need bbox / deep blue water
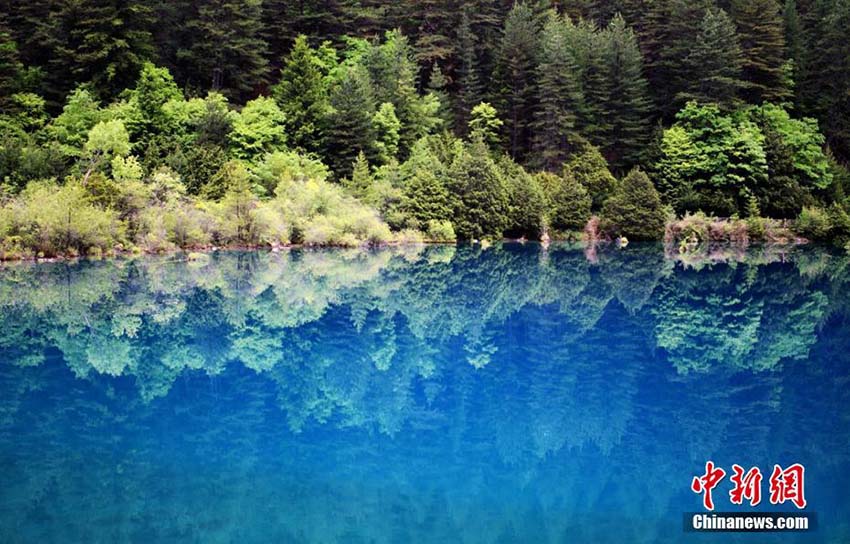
[1,243,849,543]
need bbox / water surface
[1,244,848,543]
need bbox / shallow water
[0,243,848,543]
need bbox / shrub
[426,219,456,242]
[601,168,667,240]
[794,206,832,241]
[0,180,124,257]
[538,171,591,233]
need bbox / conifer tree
[325,65,376,177]
[272,35,330,154]
[45,0,156,101]
[533,14,584,171]
[183,0,269,101]
[601,167,666,240]
[493,2,541,160]
[455,8,483,133]
[679,8,744,110]
[731,0,790,104]
[598,15,652,173]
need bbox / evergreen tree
[0,23,24,110]
[46,0,156,101]
[455,7,483,133]
[409,0,456,66]
[598,15,652,173]
[601,167,666,240]
[783,0,804,106]
[325,65,376,177]
[642,0,713,120]
[493,2,541,160]
[182,0,269,101]
[426,64,453,126]
[362,30,430,156]
[679,8,744,110]
[447,139,511,240]
[731,0,791,104]
[533,13,584,172]
[272,35,330,154]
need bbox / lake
[0,244,848,543]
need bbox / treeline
[1,0,850,256]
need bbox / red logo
[691,462,807,510]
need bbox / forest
[1,0,850,257]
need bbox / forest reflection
[1,244,849,543]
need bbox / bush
[426,219,456,242]
[0,180,124,257]
[601,168,667,240]
[794,206,832,241]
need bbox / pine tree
[455,7,483,133]
[0,23,24,110]
[493,2,542,160]
[679,8,744,110]
[598,15,652,173]
[325,65,376,178]
[601,167,666,240]
[182,0,269,101]
[731,0,791,104]
[426,64,453,126]
[409,0,456,66]
[46,0,156,101]
[272,35,330,154]
[784,0,804,107]
[362,30,426,156]
[645,0,713,119]
[533,13,584,171]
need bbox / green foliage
[794,206,831,241]
[679,8,744,110]
[750,104,832,217]
[564,142,617,211]
[181,0,269,101]
[272,35,331,154]
[533,13,583,171]
[500,155,547,238]
[601,167,667,240]
[372,102,401,164]
[85,120,132,161]
[468,102,503,148]
[447,139,510,240]
[597,15,652,173]
[538,170,591,233]
[229,97,287,162]
[135,63,183,140]
[731,0,791,104]
[0,180,124,257]
[656,102,768,216]
[426,219,456,242]
[46,88,105,159]
[493,2,541,160]
[325,64,376,177]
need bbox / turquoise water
[0,244,848,543]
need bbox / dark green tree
[533,13,584,172]
[731,0,791,104]
[182,0,269,101]
[493,2,541,160]
[448,139,510,240]
[679,8,744,111]
[601,167,667,240]
[272,35,331,154]
[454,7,483,133]
[325,65,376,177]
[598,15,652,173]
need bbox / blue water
[0,244,848,543]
